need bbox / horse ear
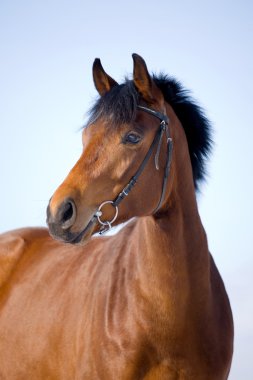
[92,58,118,96]
[132,53,157,103]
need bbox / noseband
[84,105,173,235]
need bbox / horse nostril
[59,199,77,230]
[63,202,73,222]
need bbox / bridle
[79,105,173,237]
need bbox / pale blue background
[0,1,252,378]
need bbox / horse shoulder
[0,228,49,288]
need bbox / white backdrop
[1,1,252,378]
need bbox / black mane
[88,74,212,191]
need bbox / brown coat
[0,54,233,379]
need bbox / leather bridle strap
[112,106,173,213]
[153,127,173,213]
[112,106,169,208]
[136,106,173,213]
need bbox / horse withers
[0,54,233,379]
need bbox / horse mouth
[48,217,97,245]
[68,222,96,245]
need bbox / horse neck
[134,108,211,310]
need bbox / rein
[81,105,173,236]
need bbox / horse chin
[66,222,97,245]
[70,227,94,246]
[48,221,96,246]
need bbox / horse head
[47,54,210,244]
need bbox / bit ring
[96,201,119,227]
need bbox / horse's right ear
[92,58,118,96]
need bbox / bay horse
[0,54,233,379]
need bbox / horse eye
[123,132,141,144]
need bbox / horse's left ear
[92,58,118,96]
[132,53,161,104]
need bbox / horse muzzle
[46,198,94,244]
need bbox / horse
[0,54,233,379]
